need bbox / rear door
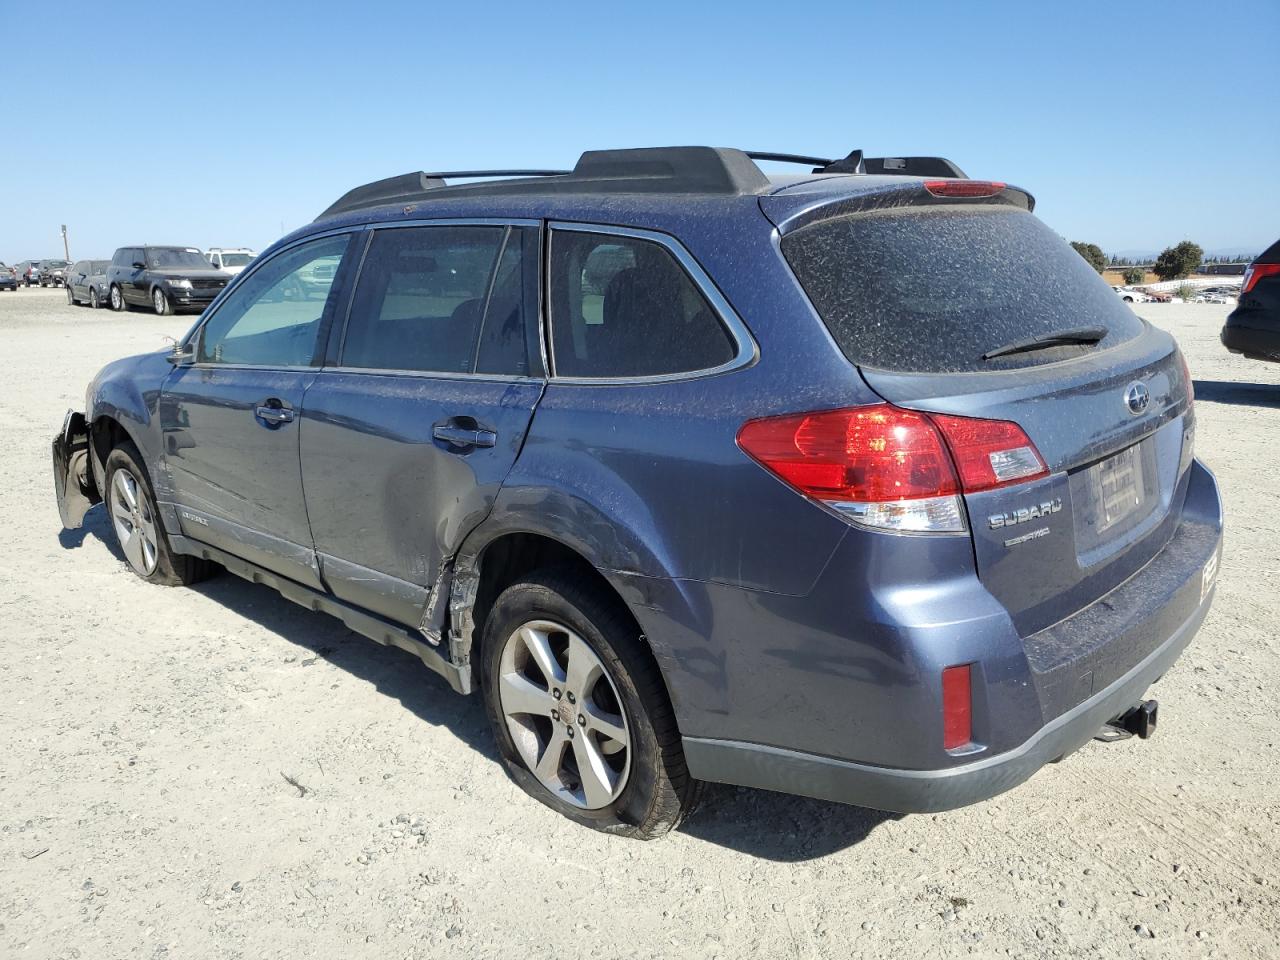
[160,233,356,588]
[776,201,1196,637]
[299,222,543,627]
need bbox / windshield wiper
[982,326,1107,360]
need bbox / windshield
[221,253,253,267]
[780,206,1145,373]
[43,260,69,268]
[92,260,110,273]
[148,248,209,270]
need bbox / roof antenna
[817,150,864,174]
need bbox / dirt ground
[1,287,1276,959]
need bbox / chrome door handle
[433,424,496,448]
[254,404,295,425]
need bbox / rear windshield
[781,206,1145,373]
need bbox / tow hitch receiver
[1095,699,1159,743]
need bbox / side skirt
[169,534,472,695]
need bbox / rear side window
[781,207,1146,373]
[341,225,527,375]
[549,230,735,378]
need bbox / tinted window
[148,248,207,270]
[341,226,510,374]
[780,206,1146,373]
[475,231,529,375]
[197,235,349,366]
[549,231,734,378]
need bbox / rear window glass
[781,206,1145,373]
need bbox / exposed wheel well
[89,416,130,487]
[466,533,672,707]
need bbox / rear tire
[104,441,217,586]
[479,570,699,839]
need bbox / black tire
[479,570,699,839]
[110,285,127,311]
[103,441,218,586]
[152,287,170,316]
[66,285,75,305]
[89,287,100,309]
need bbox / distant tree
[1070,241,1107,273]
[1153,241,1204,280]
[1122,266,1145,285]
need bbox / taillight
[923,180,1006,199]
[736,404,1048,534]
[942,664,973,750]
[1242,262,1280,294]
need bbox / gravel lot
[1,287,1277,959]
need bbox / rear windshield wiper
[982,326,1107,360]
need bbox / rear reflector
[1242,262,1280,294]
[736,404,1049,533]
[923,180,1006,199]
[942,664,973,750]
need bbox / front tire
[480,571,699,839]
[89,287,100,309]
[110,285,126,311]
[66,285,75,305]
[152,287,171,315]
[104,442,217,586]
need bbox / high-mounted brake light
[736,404,1049,534]
[923,179,1006,199]
[942,664,973,750]
[1242,262,1280,294]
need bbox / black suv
[107,246,231,315]
[1221,238,1280,362]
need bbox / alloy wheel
[110,286,122,311]
[497,619,631,810]
[109,468,159,576]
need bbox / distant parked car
[0,262,17,291]
[39,259,70,286]
[205,248,256,275]
[66,260,112,308]
[1222,239,1280,362]
[107,246,232,315]
[1112,286,1148,303]
[17,261,42,286]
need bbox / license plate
[1090,444,1147,534]
[1201,547,1220,603]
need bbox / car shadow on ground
[62,503,897,860]
[1193,379,1280,408]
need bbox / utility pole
[61,224,70,261]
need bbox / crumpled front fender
[52,410,100,529]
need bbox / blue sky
[2,0,1276,264]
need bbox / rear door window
[780,206,1145,373]
[341,225,525,375]
[548,230,735,378]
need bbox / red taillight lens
[1242,262,1280,294]
[942,664,973,750]
[736,405,958,503]
[923,179,1006,199]
[929,414,1048,492]
[737,404,1049,533]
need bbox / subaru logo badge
[1124,381,1150,416]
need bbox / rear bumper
[684,580,1212,812]
[1221,322,1280,361]
[681,458,1222,813]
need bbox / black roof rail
[316,147,772,220]
[315,147,969,220]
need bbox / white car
[205,248,256,275]
[1112,286,1148,303]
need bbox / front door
[300,223,543,626]
[159,233,355,588]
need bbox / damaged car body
[54,147,1223,838]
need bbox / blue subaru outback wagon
[53,147,1223,838]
